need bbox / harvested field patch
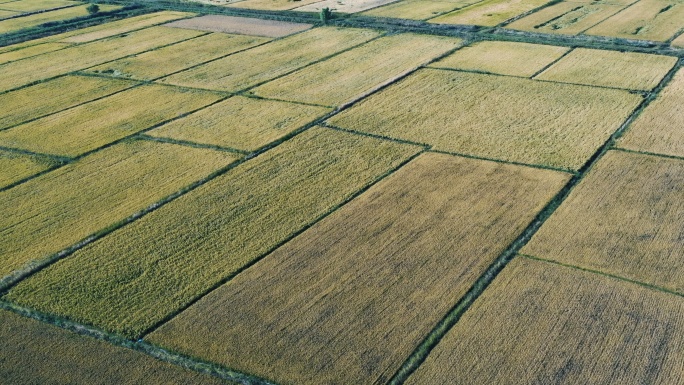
[0,151,55,188]
[536,48,676,90]
[293,0,400,13]
[0,26,205,92]
[429,40,568,77]
[522,150,684,294]
[251,33,461,106]
[329,69,641,170]
[506,2,627,35]
[0,42,68,65]
[405,257,684,385]
[60,11,195,43]
[619,68,684,157]
[0,139,238,279]
[361,0,482,20]
[0,84,222,157]
[4,128,420,338]
[164,15,312,37]
[0,0,78,12]
[227,0,323,11]
[430,0,553,26]
[0,75,136,131]
[160,27,380,92]
[0,310,235,385]
[585,0,684,41]
[0,4,121,34]
[148,153,568,385]
[148,95,329,151]
[87,33,269,81]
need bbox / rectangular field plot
[86,33,270,81]
[164,15,312,38]
[536,48,676,90]
[60,11,195,43]
[0,4,121,34]
[430,40,568,77]
[673,32,684,47]
[159,27,380,92]
[361,0,483,20]
[251,33,461,106]
[329,69,641,170]
[0,0,79,12]
[619,68,684,157]
[148,95,330,151]
[0,139,238,280]
[585,0,684,41]
[0,84,222,157]
[4,128,421,338]
[0,75,135,131]
[430,0,553,26]
[293,0,400,13]
[506,2,627,35]
[0,42,68,65]
[522,151,684,294]
[147,153,568,385]
[0,311,234,385]
[0,26,205,92]
[406,257,684,385]
[0,151,55,188]
[227,0,323,11]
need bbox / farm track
[0,2,683,385]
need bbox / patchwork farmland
[0,0,682,384]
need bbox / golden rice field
[672,32,684,47]
[536,48,677,90]
[5,128,420,338]
[148,153,568,385]
[251,33,461,106]
[430,0,552,26]
[160,27,380,92]
[0,0,79,13]
[585,0,684,41]
[429,40,568,77]
[619,68,684,157]
[0,310,235,385]
[506,2,627,35]
[406,257,684,384]
[0,84,221,157]
[0,10,19,19]
[0,4,121,34]
[329,68,641,170]
[0,75,134,130]
[0,8,683,385]
[148,95,330,151]
[0,139,237,279]
[87,32,270,81]
[522,150,684,294]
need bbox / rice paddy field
[0,5,683,385]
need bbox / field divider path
[0,3,82,21]
[0,300,280,385]
[611,146,684,163]
[387,47,684,385]
[529,45,574,78]
[574,0,641,35]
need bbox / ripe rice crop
[0,151,55,188]
[619,67,684,157]
[406,257,684,385]
[0,84,222,157]
[0,75,135,130]
[148,95,330,151]
[506,2,627,35]
[0,0,79,12]
[430,0,553,26]
[159,27,380,92]
[361,0,482,20]
[429,40,569,77]
[0,42,69,65]
[0,139,238,279]
[4,127,421,338]
[251,33,461,106]
[164,15,312,38]
[87,33,270,81]
[536,48,677,90]
[585,0,684,41]
[672,32,684,47]
[293,0,401,14]
[0,26,205,92]
[522,150,684,294]
[147,153,568,385]
[226,0,322,11]
[0,310,234,385]
[0,4,121,34]
[329,68,641,170]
